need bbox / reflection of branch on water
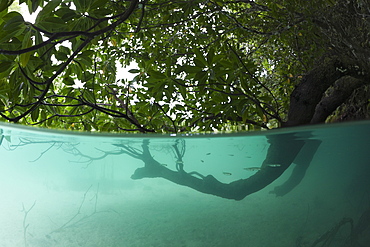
[10,133,319,200]
[29,142,58,162]
[3,137,77,162]
[64,143,144,167]
[125,136,308,200]
[68,135,314,200]
[66,147,124,167]
[114,139,203,177]
[9,138,63,150]
[172,139,185,171]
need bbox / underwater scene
[0,121,369,247]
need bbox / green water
[0,121,369,247]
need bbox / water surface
[0,121,369,247]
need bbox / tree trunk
[310,76,365,124]
[284,58,344,127]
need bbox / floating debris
[223,172,232,176]
[243,167,261,171]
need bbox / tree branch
[130,135,305,200]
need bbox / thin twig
[49,185,93,234]
[22,201,36,247]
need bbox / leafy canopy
[0,0,335,132]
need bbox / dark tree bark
[310,76,365,124]
[285,55,369,127]
[284,58,344,127]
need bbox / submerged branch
[130,134,306,200]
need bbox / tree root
[310,218,354,247]
[308,207,370,247]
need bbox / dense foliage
[0,0,369,132]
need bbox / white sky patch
[116,61,139,81]
[20,3,38,22]
[72,80,85,89]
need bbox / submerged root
[310,218,354,247]
[307,207,370,247]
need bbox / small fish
[223,172,232,176]
[268,164,282,168]
[160,163,168,167]
[206,153,211,155]
[200,160,204,163]
[228,154,234,156]
[243,167,261,171]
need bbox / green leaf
[19,31,33,67]
[194,71,208,84]
[63,77,75,86]
[37,16,66,32]
[181,64,202,74]
[59,45,70,54]
[27,0,43,14]
[194,58,205,68]
[55,51,68,61]
[71,17,93,31]
[55,7,78,22]
[128,69,140,73]
[83,90,95,103]
[34,31,48,58]
[0,0,14,13]
[241,106,250,123]
[91,0,109,9]
[149,70,166,79]
[178,82,187,99]
[0,61,13,73]
[2,12,24,31]
[194,48,207,67]
[207,47,215,65]
[255,105,264,119]
[31,106,39,122]
[90,8,111,18]
[74,0,91,12]
[0,26,25,43]
[36,0,62,20]
[236,99,250,114]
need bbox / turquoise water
[0,121,369,247]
